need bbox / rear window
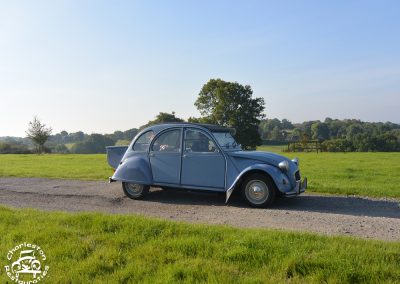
[133,131,154,151]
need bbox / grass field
[0,206,399,283]
[0,151,399,198]
[258,146,400,198]
[0,154,111,180]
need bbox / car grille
[294,170,301,181]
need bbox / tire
[122,182,149,199]
[241,174,276,208]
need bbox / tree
[140,112,184,130]
[26,116,52,153]
[311,122,330,140]
[270,126,282,141]
[194,79,265,149]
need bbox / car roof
[143,122,235,134]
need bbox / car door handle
[149,152,155,157]
[182,154,187,158]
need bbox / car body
[107,123,307,207]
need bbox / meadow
[0,206,399,283]
[0,150,399,198]
[258,146,400,198]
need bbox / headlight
[278,160,289,172]
[292,157,299,166]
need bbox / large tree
[194,79,265,149]
[26,116,52,153]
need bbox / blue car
[107,123,307,207]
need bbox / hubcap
[245,180,269,205]
[125,183,144,197]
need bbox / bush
[321,139,353,152]
[70,134,115,154]
[0,143,32,154]
[53,144,70,154]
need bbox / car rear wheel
[122,182,149,199]
[242,174,276,208]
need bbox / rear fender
[112,153,153,184]
[106,146,129,169]
[225,163,290,202]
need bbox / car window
[184,129,217,153]
[212,132,239,148]
[152,129,181,152]
[133,131,154,151]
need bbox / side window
[184,129,217,153]
[133,131,154,151]
[151,129,181,152]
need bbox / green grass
[0,154,112,180]
[1,151,399,198]
[257,146,400,198]
[0,206,399,283]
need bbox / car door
[180,128,225,189]
[149,128,182,185]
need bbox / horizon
[1,1,399,137]
[1,116,399,139]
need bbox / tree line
[259,118,400,152]
[2,115,399,154]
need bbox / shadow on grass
[146,188,400,219]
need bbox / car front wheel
[242,174,276,208]
[122,182,149,199]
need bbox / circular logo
[4,242,49,283]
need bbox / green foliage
[194,79,265,149]
[115,139,131,146]
[311,122,329,140]
[70,134,115,154]
[140,112,184,130]
[52,144,70,154]
[321,139,353,152]
[26,116,52,153]
[259,118,400,152]
[259,118,294,141]
[0,142,31,154]
[0,207,399,283]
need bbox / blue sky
[1,0,399,136]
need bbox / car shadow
[146,188,400,219]
[274,194,400,219]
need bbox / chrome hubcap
[245,180,269,204]
[125,183,143,197]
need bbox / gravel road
[0,177,399,241]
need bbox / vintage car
[107,123,307,207]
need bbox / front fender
[226,163,290,202]
[112,153,153,185]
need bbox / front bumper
[285,177,307,197]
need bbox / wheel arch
[225,164,281,203]
[234,169,276,192]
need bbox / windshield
[212,132,239,148]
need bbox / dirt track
[0,177,399,241]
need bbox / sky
[0,0,399,137]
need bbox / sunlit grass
[0,206,399,283]
[0,154,112,181]
[257,146,400,198]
